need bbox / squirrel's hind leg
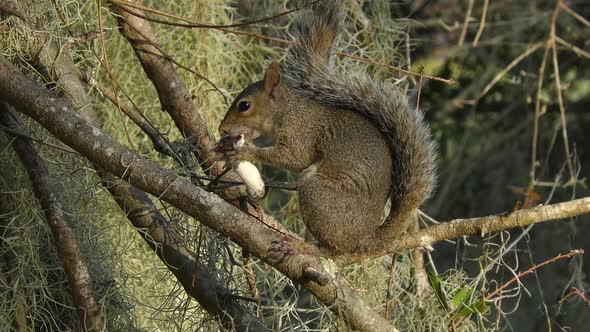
[297,176,385,254]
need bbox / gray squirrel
[218,0,436,255]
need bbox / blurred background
[0,0,588,331]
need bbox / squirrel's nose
[218,123,227,135]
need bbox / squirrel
[218,0,436,256]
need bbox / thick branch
[0,102,104,332]
[19,28,98,124]
[0,56,396,332]
[110,1,218,172]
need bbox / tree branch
[0,102,104,332]
[98,171,267,331]
[335,197,590,265]
[110,2,219,173]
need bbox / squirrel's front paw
[223,146,256,167]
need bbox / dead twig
[559,287,590,306]
[107,0,320,29]
[0,124,79,154]
[97,0,135,150]
[472,0,489,47]
[549,1,576,183]
[458,0,474,46]
[555,36,590,60]
[416,66,425,112]
[334,196,590,266]
[335,52,454,85]
[486,249,584,300]
[384,254,397,319]
[559,1,590,29]
[110,2,454,85]
[477,42,544,100]
[530,40,551,188]
[78,70,179,159]
[242,249,260,302]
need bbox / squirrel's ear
[263,62,281,98]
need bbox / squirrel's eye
[238,101,251,112]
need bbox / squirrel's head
[219,62,283,143]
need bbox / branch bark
[0,102,104,332]
[110,1,219,172]
[0,56,397,332]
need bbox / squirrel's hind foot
[266,235,298,264]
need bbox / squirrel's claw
[266,236,297,264]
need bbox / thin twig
[334,196,590,266]
[416,66,425,112]
[404,32,416,88]
[79,70,179,159]
[108,0,320,29]
[549,2,576,183]
[335,52,455,85]
[242,249,260,302]
[472,0,489,47]
[122,17,225,98]
[110,2,454,85]
[114,5,289,45]
[0,124,79,155]
[559,287,590,305]
[559,1,590,29]
[543,304,552,332]
[458,0,474,46]
[477,42,544,100]
[97,0,135,150]
[555,36,590,60]
[384,254,397,319]
[486,249,584,300]
[530,41,551,187]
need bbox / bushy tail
[282,0,437,237]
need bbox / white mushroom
[235,161,265,200]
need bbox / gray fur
[281,0,437,236]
